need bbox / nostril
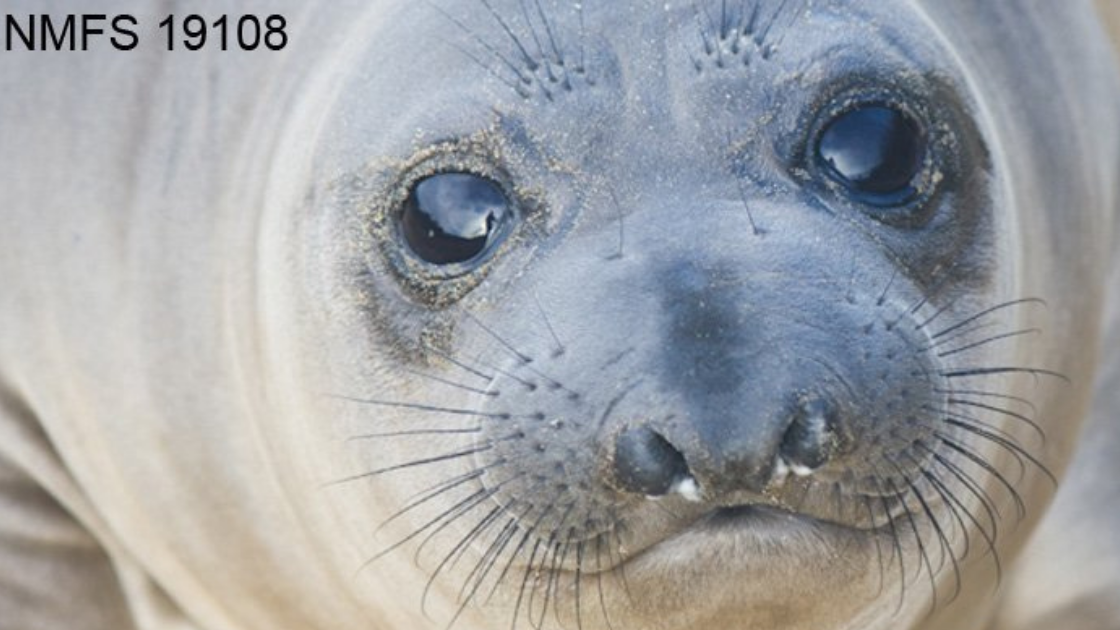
[778,397,842,475]
[613,426,691,497]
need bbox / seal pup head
[267,1,1118,629]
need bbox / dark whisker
[728,130,765,236]
[927,405,1030,457]
[530,0,570,90]
[877,268,899,307]
[573,540,586,630]
[446,38,530,95]
[415,473,526,565]
[914,298,957,332]
[935,388,1037,415]
[944,398,1045,444]
[862,496,889,597]
[326,393,511,420]
[533,292,566,358]
[530,505,575,630]
[595,535,617,630]
[512,539,545,630]
[358,486,496,574]
[904,272,956,318]
[404,367,500,397]
[885,476,938,615]
[893,458,963,604]
[328,444,493,486]
[928,298,1046,340]
[871,473,909,614]
[935,434,1027,520]
[348,427,482,441]
[941,366,1069,383]
[934,329,1041,358]
[478,0,540,71]
[921,321,998,352]
[463,310,535,365]
[376,466,495,535]
[421,504,506,620]
[422,343,498,383]
[943,419,1056,485]
[920,466,1003,591]
[918,442,1002,539]
[423,0,533,83]
[610,528,634,603]
[454,518,519,622]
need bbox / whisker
[862,496,889,597]
[422,0,533,83]
[446,37,530,95]
[920,321,996,353]
[934,329,1041,358]
[943,419,1056,485]
[914,298,957,332]
[595,534,617,630]
[929,298,1046,340]
[326,393,511,420]
[512,539,545,630]
[926,405,1029,458]
[918,442,1002,539]
[377,467,491,535]
[482,504,541,605]
[348,427,482,442]
[422,504,506,620]
[941,366,1069,383]
[463,310,535,364]
[944,398,1045,444]
[404,367,500,397]
[870,472,910,614]
[454,517,519,622]
[533,292,566,358]
[422,344,498,383]
[532,0,565,66]
[415,473,526,565]
[728,129,765,236]
[478,0,540,71]
[607,186,625,260]
[358,486,496,574]
[885,476,938,614]
[610,528,634,603]
[935,435,1027,520]
[920,466,1002,591]
[573,539,587,630]
[895,458,963,604]
[530,505,575,630]
[935,388,1037,415]
[328,444,492,487]
[877,268,899,307]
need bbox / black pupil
[401,173,509,265]
[818,105,925,206]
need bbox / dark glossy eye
[817,104,925,207]
[400,173,512,265]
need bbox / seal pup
[0,1,1117,630]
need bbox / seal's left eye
[400,173,512,265]
[817,104,925,207]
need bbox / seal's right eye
[400,173,512,265]
[816,104,926,207]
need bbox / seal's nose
[777,396,844,475]
[612,426,691,496]
[610,396,844,499]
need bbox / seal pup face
[295,2,1088,629]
